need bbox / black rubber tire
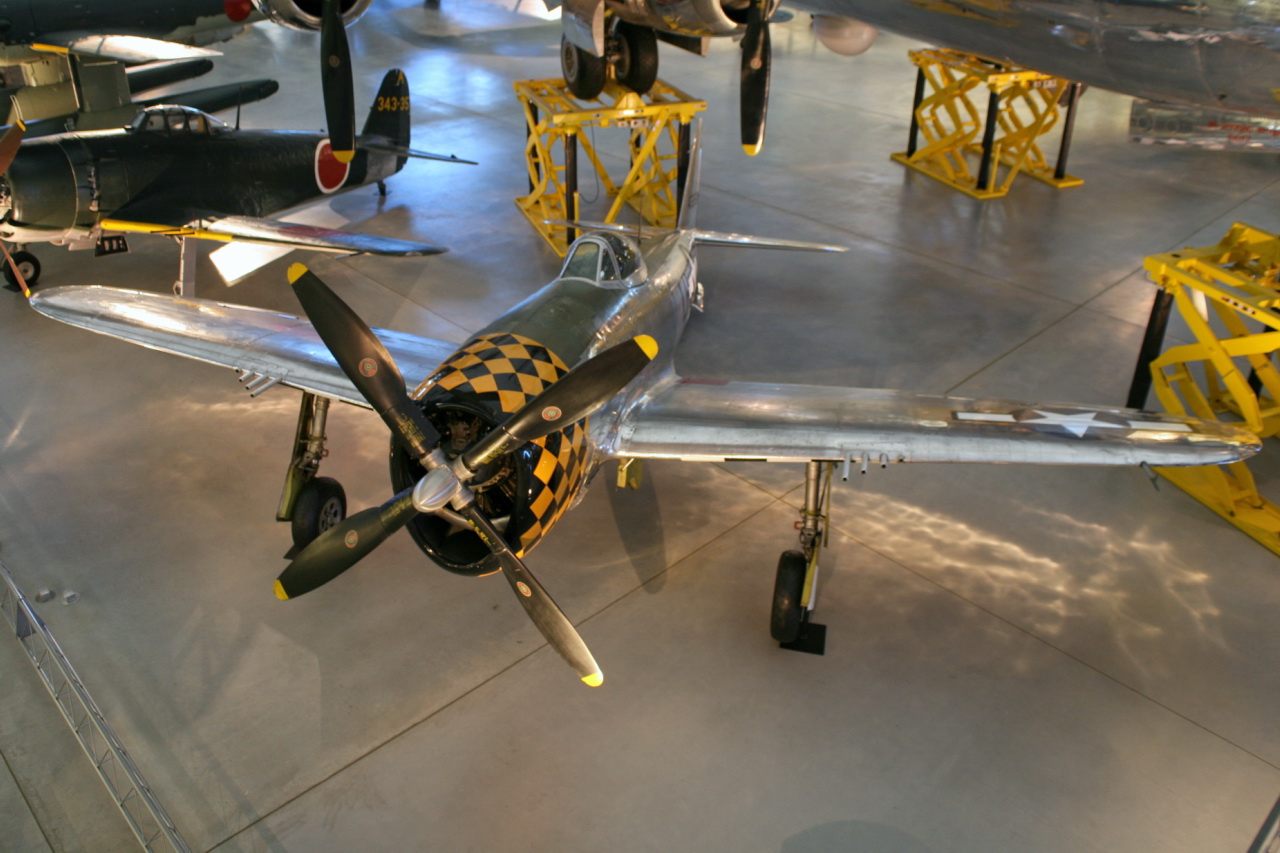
[561,35,606,100]
[291,476,347,550]
[770,550,807,643]
[614,22,658,94]
[4,251,39,288]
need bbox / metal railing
[0,559,191,852]
[1250,791,1280,853]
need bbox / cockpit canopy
[130,105,227,136]
[558,233,646,289]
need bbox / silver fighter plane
[29,137,1260,686]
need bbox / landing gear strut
[2,246,39,291]
[277,392,347,554]
[772,460,830,654]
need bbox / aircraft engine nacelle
[2,145,80,231]
[248,0,372,31]
[810,15,878,56]
[564,0,780,55]
[389,335,593,578]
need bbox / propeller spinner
[276,263,658,686]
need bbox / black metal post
[1054,82,1083,181]
[975,87,1000,192]
[676,121,691,221]
[1126,288,1175,409]
[527,104,539,195]
[906,67,926,157]
[565,132,578,247]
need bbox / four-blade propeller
[277,263,658,687]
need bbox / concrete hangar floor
[3,1,1280,851]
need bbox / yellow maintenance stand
[892,49,1084,199]
[1126,223,1280,555]
[513,77,705,256]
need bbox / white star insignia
[1021,410,1104,437]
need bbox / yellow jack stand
[513,77,705,256]
[891,49,1084,199]
[1126,222,1280,555]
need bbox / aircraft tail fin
[360,69,410,149]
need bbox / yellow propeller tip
[742,143,763,157]
[582,672,604,687]
[334,149,355,164]
[635,334,658,360]
[286,262,309,284]
[273,580,290,601]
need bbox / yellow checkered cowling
[418,332,590,557]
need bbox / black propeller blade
[288,264,440,459]
[320,0,356,163]
[459,504,603,686]
[462,335,658,471]
[740,0,772,156]
[276,489,417,599]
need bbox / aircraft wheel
[4,251,39,289]
[291,476,347,550]
[770,550,807,643]
[561,36,606,100]
[614,22,658,94]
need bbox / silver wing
[30,286,459,406]
[29,287,1259,467]
[605,374,1259,468]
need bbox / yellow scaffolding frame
[891,49,1084,199]
[513,77,706,256]
[1136,222,1280,554]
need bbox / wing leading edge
[99,216,447,257]
[610,376,1259,468]
[29,286,460,406]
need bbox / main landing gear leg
[172,235,196,297]
[277,392,346,557]
[771,460,830,654]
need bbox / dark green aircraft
[0,68,473,289]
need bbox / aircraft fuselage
[0,121,400,244]
[392,230,698,575]
[797,0,1280,115]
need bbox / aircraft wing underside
[36,33,221,63]
[610,376,1260,468]
[29,286,460,406]
[100,215,447,257]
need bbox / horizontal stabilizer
[360,141,477,165]
[101,215,446,256]
[545,220,847,252]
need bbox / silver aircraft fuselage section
[794,0,1280,115]
[472,231,696,371]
